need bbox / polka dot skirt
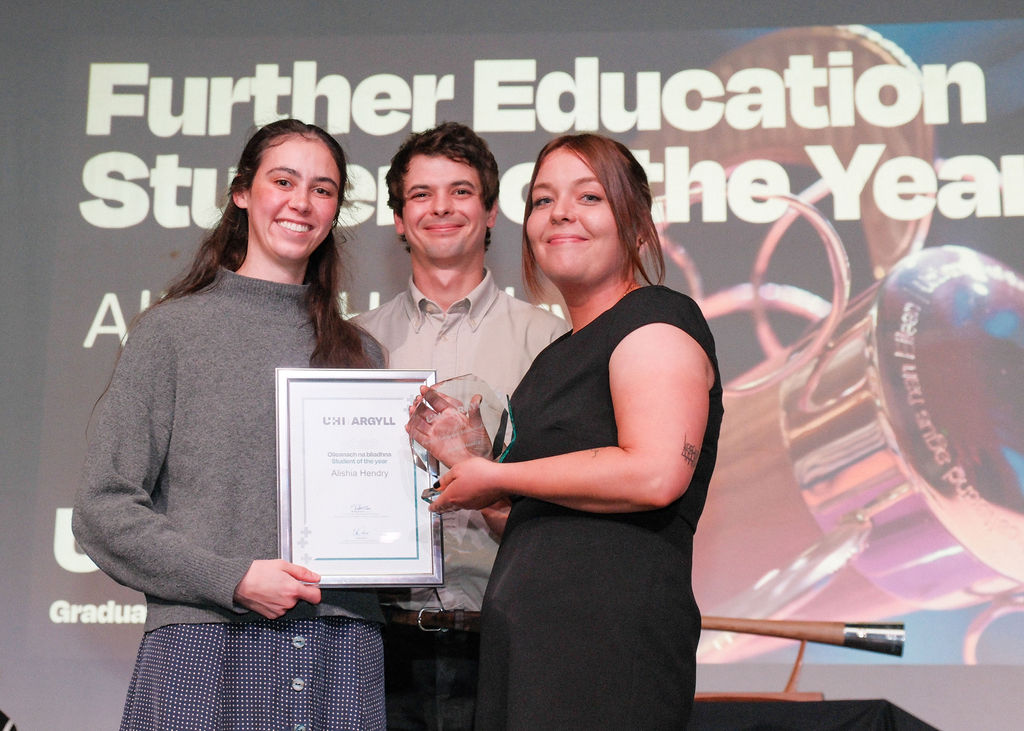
[120,617,384,730]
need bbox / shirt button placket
[290,633,309,728]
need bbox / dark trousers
[383,622,481,731]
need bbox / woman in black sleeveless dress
[411,134,723,730]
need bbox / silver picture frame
[275,368,442,587]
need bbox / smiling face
[526,148,629,298]
[394,154,498,274]
[233,134,341,284]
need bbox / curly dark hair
[385,121,500,249]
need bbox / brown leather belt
[385,607,481,633]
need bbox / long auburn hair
[161,119,373,367]
[521,134,665,302]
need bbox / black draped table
[689,699,939,730]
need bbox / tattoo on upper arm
[681,436,699,467]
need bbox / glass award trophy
[407,374,513,504]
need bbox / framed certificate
[276,368,442,587]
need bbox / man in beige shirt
[355,122,567,730]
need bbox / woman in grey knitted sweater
[73,119,387,730]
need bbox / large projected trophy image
[699,245,1024,661]
[633,24,1024,662]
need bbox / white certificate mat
[276,368,442,586]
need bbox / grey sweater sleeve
[72,313,252,612]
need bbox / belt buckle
[417,607,448,632]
